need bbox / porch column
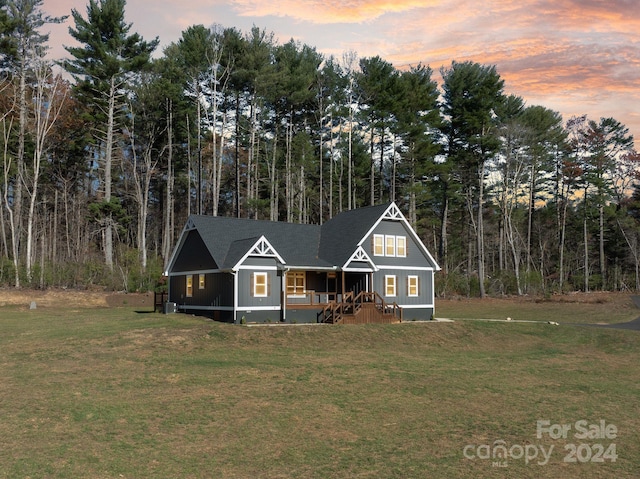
[341,271,345,301]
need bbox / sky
[45,0,640,143]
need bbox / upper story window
[373,234,384,256]
[287,271,306,296]
[385,235,396,256]
[396,236,407,257]
[198,274,205,289]
[373,234,407,258]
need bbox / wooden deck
[317,291,402,324]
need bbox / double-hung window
[385,275,397,297]
[408,275,419,297]
[373,235,384,256]
[253,272,268,297]
[373,234,408,258]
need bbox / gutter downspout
[231,270,238,323]
[282,267,289,323]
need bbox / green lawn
[1,295,639,478]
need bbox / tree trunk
[162,100,173,265]
[104,77,116,271]
[477,161,487,298]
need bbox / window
[385,275,396,297]
[385,235,396,257]
[396,236,407,257]
[373,234,408,257]
[186,275,193,297]
[198,274,205,289]
[287,271,306,296]
[253,272,268,297]
[373,234,384,256]
[408,275,419,297]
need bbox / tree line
[1,0,639,296]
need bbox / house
[164,202,440,324]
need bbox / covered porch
[281,269,402,324]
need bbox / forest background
[1,0,639,298]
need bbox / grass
[1,295,639,478]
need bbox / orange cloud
[230,0,438,23]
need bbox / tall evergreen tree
[441,61,505,297]
[64,0,158,271]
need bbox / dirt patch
[0,288,154,309]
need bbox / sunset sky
[45,0,640,142]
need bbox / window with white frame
[373,234,408,258]
[396,236,407,257]
[198,273,205,289]
[408,275,419,297]
[286,271,306,296]
[186,275,193,297]
[385,235,396,257]
[253,272,268,297]
[373,234,384,256]
[385,275,397,297]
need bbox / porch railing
[318,291,402,324]
[286,290,339,306]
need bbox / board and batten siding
[365,221,434,269]
[170,272,234,307]
[237,265,282,309]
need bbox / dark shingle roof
[319,203,390,266]
[188,215,327,269]
[184,203,392,270]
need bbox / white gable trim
[383,203,404,220]
[342,245,377,271]
[184,217,197,231]
[357,202,441,271]
[232,235,286,271]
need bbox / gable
[363,220,433,268]
[225,236,287,270]
[170,229,218,272]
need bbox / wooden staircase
[318,291,403,324]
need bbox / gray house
[164,202,440,324]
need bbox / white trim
[385,274,397,297]
[407,275,419,297]
[398,304,434,309]
[184,217,197,230]
[376,265,435,271]
[396,236,407,258]
[342,245,377,271]
[372,234,384,256]
[385,234,396,257]
[237,306,282,312]
[357,202,441,271]
[167,268,221,277]
[233,235,286,271]
[383,203,404,220]
[343,267,375,272]
[233,270,238,318]
[236,265,279,271]
[180,305,234,311]
[253,272,269,297]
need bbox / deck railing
[318,291,402,324]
